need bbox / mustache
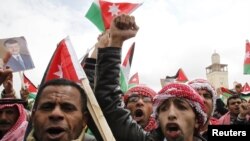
[0,120,11,125]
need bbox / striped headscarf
[0,99,28,141]
[188,78,217,116]
[123,84,157,105]
[154,83,207,129]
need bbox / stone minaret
[206,51,229,89]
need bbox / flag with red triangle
[100,0,142,29]
[162,68,188,87]
[244,40,250,74]
[165,68,188,83]
[26,36,86,137]
[220,86,250,102]
[25,37,116,140]
[220,87,235,95]
[23,73,37,93]
[242,82,250,94]
[120,42,135,93]
[128,72,139,84]
[41,36,86,84]
[85,0,143,31]
[128,72,139,89]
[176,68,188,82]
[218,87,233,104]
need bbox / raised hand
[108,14,139,47]
[3,70,14,93]
[0,66,13,86]
[96,29,110,48]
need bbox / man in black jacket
[92,14,207,141]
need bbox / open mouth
[47,127,64,134]
[46,127,66,139]
[135,109,144,117]
[168,126,179,131]
[133,109,144,122]
[165,123,181,139]
[235,107,240,111]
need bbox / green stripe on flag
[85,2,105,32]
[244,64,250,74]
[120,70,128,93]
[241,95,250,101]
[28,93,37,100]
[221,92,232,104]
[128,83,137,89]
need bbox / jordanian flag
[23,73,37,93]
[85,0,143,32]
[244,40,250,74]
[85,0,105,32]
[120,42,135,93]
[165,68,188,82]
[41,37,86,84]
[128,72,139,89]
[220,86,250,103]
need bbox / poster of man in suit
[0,36,35,72]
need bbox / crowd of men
[1,14,250,141]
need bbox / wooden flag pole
[19,71,25,89]
[81,79,116,141]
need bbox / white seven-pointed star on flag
[245,52,250,59]
[54,65,63,78]
[108,3,120,16]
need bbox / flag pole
[38,36,115,141]
[78,46,95,62]
[81,78,116,141]
[19,71,25,89]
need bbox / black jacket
[90,47,206,141]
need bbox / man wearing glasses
[123,85,157,131]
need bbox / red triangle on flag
[220,87,234,95]
[41,37,86,84]
[242,82,250,94]
[128,72,139,85]
[121,42,135,81]
[122,42,135,67]
[99,1,142,29]
[120,42,135,93]
[176,68,188,82]
[23,73,37,93]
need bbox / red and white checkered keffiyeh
[154,83,207,129]
[0,103,28,141]
[123,85,157,104]
[188,78,217,116]
[123,85,158,131]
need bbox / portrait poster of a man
[0,36,35,72]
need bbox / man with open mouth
[93,14,207,141]
[188,78,219,139]
[123,85,157,131]
[153,83,207,141]
[25,79,96,141]
[218,94,250,125]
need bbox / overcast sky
[1,0,250,96]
